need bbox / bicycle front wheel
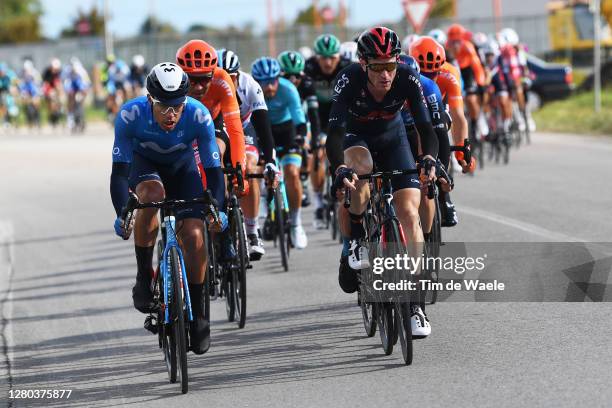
[231,207,248,328]
[170,247,189,394]
[274,187,289,271]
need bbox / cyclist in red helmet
[327,26,439,337]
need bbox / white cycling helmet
[499,28,519,46]
[428,29,447,47]
[472,32,488,48]
[339,41,358,62]
[132,54,145,68]
[299,46,314,60]
[146,62,189,105]
[402,34,420,54]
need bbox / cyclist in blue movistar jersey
[103,55,131,121]
[19,60,42,127]
[251,57,309,249]
[110,62,225,355]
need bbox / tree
[430,0,454,18]
[140,16,177,35]
[0,0,43,44]
[60,5,105,37]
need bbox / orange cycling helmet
[447,23,466,42]
[409,36,446,73]
[176,40,217,75]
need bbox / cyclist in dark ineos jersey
[327,27,439,337]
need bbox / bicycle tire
[231,207,248,328]
[377,303,394,355]
[170,247,189,394]
[274,187,289,271]
[395,301,413,365]
[360,295,377,337]
[427,194,442,305]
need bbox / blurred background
[0,0,610,132]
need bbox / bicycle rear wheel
[231,207,248,328]
[170,247,189,394]
[426,194,442,305]
[395,301,413,365]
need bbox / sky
[40,0,406,38]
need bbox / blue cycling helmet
[399,54,420,74]
[251,57,281,81]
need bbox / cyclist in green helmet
[278,50,322,218]
[304,34,353,228]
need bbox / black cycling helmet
[146,62,189,106]
[357,26,401,60]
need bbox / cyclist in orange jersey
[176,40,247,195]
[446,24,486,144]
[410,36,474,227]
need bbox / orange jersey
[454,41,485,86]
[198,69,246,168]
[435,62,463,109]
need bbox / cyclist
[63,58,90,132]
[427,29,447,48]
[339,41,359,63]
[0,63,19,126]
[217,48,278,260]
[103,55,132,121]
[19,60,42,127]
[129,54,148,97]
[498,28,531,132]
[42,58,64,126]
[277,50,325,228]
[410,36,475,227]
[176,40,247,182]
[251,57,309,249]
[304,34,352,228]
[446,24,486,146]
[110,63,226,355]
[327,27,438,336]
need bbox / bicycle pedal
[144,315,158,334]
[247,264,253,269]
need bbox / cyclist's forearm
[203,166,225,210]
[435,127,451,170]
[415,122,439,159]
[110,162,130,216]
[450,107,468,144]
[307,105,321,140]
[250,109,274,164]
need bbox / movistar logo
[121,105,141,124]
[194,108,212,125]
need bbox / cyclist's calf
[134,180,165,246]
[177,219,207,283]
[344,146,373,214]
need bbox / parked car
[527,54,574,109]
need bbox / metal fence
[0,14,551,71]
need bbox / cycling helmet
[481,38,500,57]
[340,41,358,62]
[357,27,401,60]
[217,48,241,74]
[278,51,305,75]
[132,54,145,68]
[447,23,466,42]
[399,54,420,74]
[146,62,189,106]
[176,40,217,75]
[500,28,519,46]
[409,36,446,73]
[314,34,341,57]
[428,29,447,46]
[472,32,489,48]
[251,57,281,81]
[402,34,420,54]
[299,46,314,59]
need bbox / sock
[342,237,350,257]
[135,245,154,279]
[349,212,365,240]
[290,208,301,226]
[188,282,204,318]
[245,217,259,236]
[503,118,512,133]
[314,191,324,209]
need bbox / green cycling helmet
[314,34,341,57]
[278,51,305,75]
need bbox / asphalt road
[1,125,611,407]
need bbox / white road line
[0,220,15,394]
[460,206,586,242]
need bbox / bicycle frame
[160,214,193,325]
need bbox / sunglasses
[150,97,186,115]
[257,78,279,87]
[366,62,398,72]
[188,74,213,86]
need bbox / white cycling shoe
[411,306,431,338]
[348,239,370,270]
[290,224,308,249]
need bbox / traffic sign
[402,0,435,34]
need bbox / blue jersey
[265,77,306,126]
[112,96,220,168]
[402,74,445,129]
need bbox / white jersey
[236,70,267,128]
